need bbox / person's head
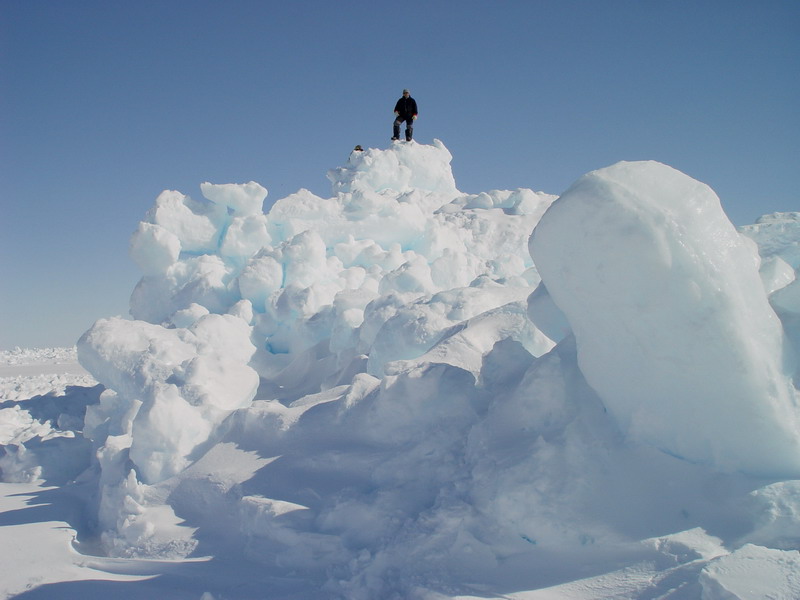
[402,89,410,97]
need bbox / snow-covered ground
[2,141,800,599]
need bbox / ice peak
[327,138,458,196]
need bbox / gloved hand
[394,111,399,116]
[412,115,417,120]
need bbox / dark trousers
[393,116,414,140]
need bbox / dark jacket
[394,96,418,119]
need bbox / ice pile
[6,139,800,598]
[0,347,80,365]
[76,139,560,564]
[740,212,800,384]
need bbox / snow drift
[3,140,800,599]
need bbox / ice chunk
[740,211,800,268]
[742,480,800,549]
[526,282,571,343]
[700,544,800,600]
[78,315,258,483]
[531,160,800,477]
[129,222,181,276]
[759,255,796,296]
[219,214,271,258]
[170,303,210,328]
[130,254,237,324]
[145,189,224,254]
[236,254,284,312]
[200,181,267,217]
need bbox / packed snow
[2,140,800,599]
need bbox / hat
[403,89,410,94]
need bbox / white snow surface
[2,140,800,599]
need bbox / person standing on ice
[392,89,418,141]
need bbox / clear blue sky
[1,0,798,349]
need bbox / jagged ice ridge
[5,140,800,598]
